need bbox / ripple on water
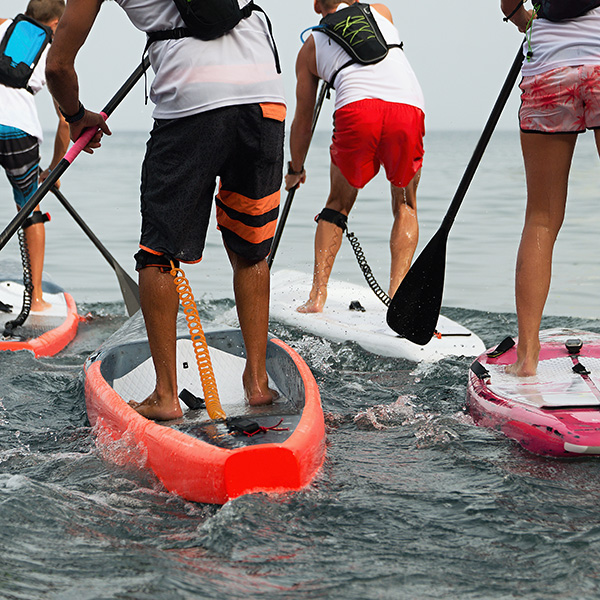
[0,303,600,598]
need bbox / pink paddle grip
[63,111,108,164]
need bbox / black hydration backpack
[146,0,280,72]
[535,0,600,21]
[309,3,403,93]
[0,14,52,94]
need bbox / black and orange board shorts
[138,102,285,265]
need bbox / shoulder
[297,34,318,75]
[370,3,393,23]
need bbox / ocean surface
[1,129,599,599]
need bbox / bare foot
[247,387,279,406]
[506,341,540,377]
[297,294,326,313]
[128,391,183,421]
[243,371,279,406]
[505,360,538,377]
[31,298,52,312]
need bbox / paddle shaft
[440,45,524,233]
[267,80,328,269]
[0,56,150,253]
[50,186,141,316]
[385,43,524,344]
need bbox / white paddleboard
[270,269,485,361]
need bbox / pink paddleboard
[466,328,600,457]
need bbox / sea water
[0,129,599,599]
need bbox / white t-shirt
[312,5,424,113]
[0,18,47,142]
[522,7,600,76]
[115,0,286,119]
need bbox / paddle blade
[115,265,140,317]
[386,228,448,345]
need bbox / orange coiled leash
[170,261,226,420]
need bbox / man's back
[312,4,424,113]
[114,0,285,119]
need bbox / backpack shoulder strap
[248,4,281,74]
[145,1,280,73]
[326,41,403,94]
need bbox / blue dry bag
[0,14,52,93]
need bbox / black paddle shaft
[0,56,150,254]
[50,187,141,316]
[267,80,328,269]
[440,46,525,233]
[386,44,524,345]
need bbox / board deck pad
[113,338,298,446]
[485,356,600,408]
[179,414,303,450]
[114,339,287,415]
[270,269,485,361]
[0,280,69,334]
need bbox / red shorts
[330,99,425,189]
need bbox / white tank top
[312,5,424,113]
[115,0,286,119]
[0,19,47,142]
[521,7,600,76]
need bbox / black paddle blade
[115,265,141,317]
[386,227,448,345]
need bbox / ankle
[516,337,540,361]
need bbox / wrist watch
[287,161,304,176]
[59,101,85,124]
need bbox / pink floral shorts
[519,64,600,133]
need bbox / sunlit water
[0,130,599,599]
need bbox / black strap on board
[487,336,515,358]
[470,360,491,381]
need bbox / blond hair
[25,0,65,23]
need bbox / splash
[353,395,418,430]
[290,336,343,373]
[0,473,29,490]
[93,421,148,470]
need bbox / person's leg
[507,131,577,376]
[130,111,234,420]
[23,211,51,311]
[129,265,183,420]
[377,103,425,298]
[4,128,49,310]
[389,168,420,297]
[217,103,285,405]
[297,163,358,313]
[226,248,278,405]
